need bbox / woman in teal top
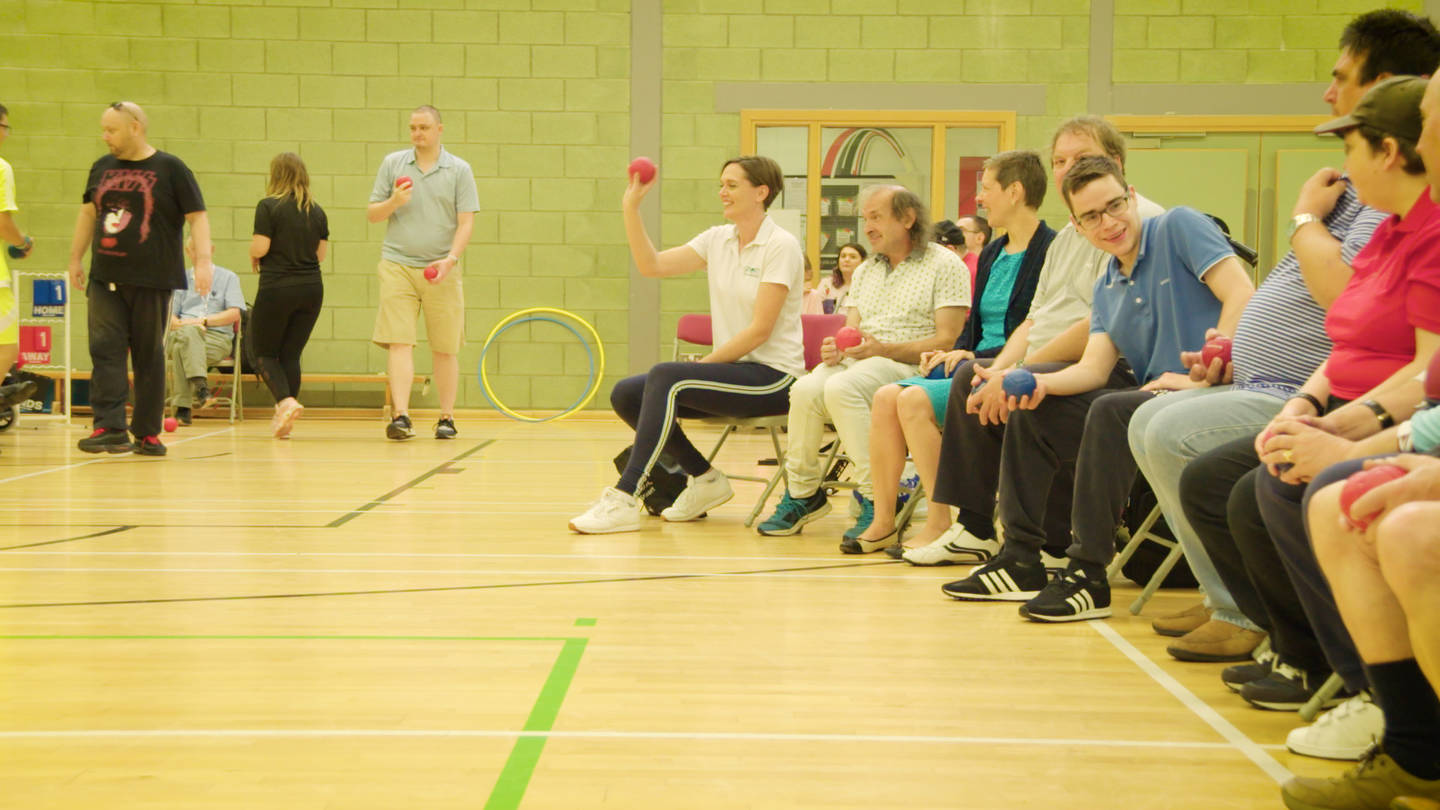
[847,151,1058,555]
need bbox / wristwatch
[1288,213,1321,241]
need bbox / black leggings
[611,361,794,494]
[249,281,323,402]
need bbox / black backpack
[613,446,691,517]
[1115,476,1199,590]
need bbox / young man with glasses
[940,155,1255,622]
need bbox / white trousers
[784,356,917,500]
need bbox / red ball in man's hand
[424,264,439,281]
[834,326,862,351]
[396,176,413,190]
[1339,464,1407,531]
[628,157,657,184]
[1201,336,1233,369]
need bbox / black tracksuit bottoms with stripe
[611,361,795,495]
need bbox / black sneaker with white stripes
[1018,563,1111,623]
[939,555,1047,602]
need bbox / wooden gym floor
[0,414,1346,809]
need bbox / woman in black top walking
[249,152,329,438]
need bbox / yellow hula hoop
[479,307,606,423]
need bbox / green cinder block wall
[0,0,1422,410]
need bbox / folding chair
[676,313,847,526]
[1107,504,1184,615]
[209,315,244,423]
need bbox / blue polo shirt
[172,264,246,335]
[1090,206,1233,384]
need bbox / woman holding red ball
[569,155,806,534]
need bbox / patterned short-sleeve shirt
[846,242,970,344]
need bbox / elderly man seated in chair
[758,185,970,541]
[165,238,244,425]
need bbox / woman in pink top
[1261,76,1440,482]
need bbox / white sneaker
[902,524,1001,566]
[569,488,642,534]
[1285,693,1384,761]
[661,469,734,522]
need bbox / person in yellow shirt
[0,102,39,410]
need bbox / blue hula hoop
[477,315,598,423]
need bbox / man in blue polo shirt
[368,105,480,441]
[941,155,1255,622]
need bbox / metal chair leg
[1299,673,1345,722]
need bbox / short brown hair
[983,150,1047,208]
[1051,115,1127,166]
[413,105,442,123]
[722,155,784,209]
[1061,155,1127,210]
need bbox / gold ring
[1282,450,1294,462]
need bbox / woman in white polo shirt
[570,156,806,534]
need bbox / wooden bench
[26,369,429,422]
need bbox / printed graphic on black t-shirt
[94,168,155,255]
[84,151,205,290]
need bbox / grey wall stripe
[1088,0,1114,115]
[713,83,1047,115]
[629,0,663,374]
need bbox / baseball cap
[1314,75,1429,142]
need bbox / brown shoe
[1152,602,1209,637]
[1166,620,1266,663]
[1283,749,1440,810]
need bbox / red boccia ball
[396,176,413,190]
[1339,464,1407,531]
[424,264,439,281]
[163,417,178,433]
[628,157,657,184]
[1201,336,1233,368]
[834,326,862,351]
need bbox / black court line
[0,560,899,610]
[327,439,495,528]
[0,525,137,552]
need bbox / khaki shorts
[372,258,465,354]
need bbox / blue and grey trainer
[841,496,874,541]
[757,490,831,536]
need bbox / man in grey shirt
[166,238,244,425]
[368,105,480,440]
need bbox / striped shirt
[1230,184,1386,397]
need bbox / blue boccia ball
[1002,368,1037,398]
[6,243,26,259]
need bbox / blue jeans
[1128,386,1283,629]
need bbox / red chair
[673,313,845,526]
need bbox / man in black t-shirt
[67,101,213,456]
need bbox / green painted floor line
[5,626,594,809]
[484,637,589,810]
[0,634,578,642]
